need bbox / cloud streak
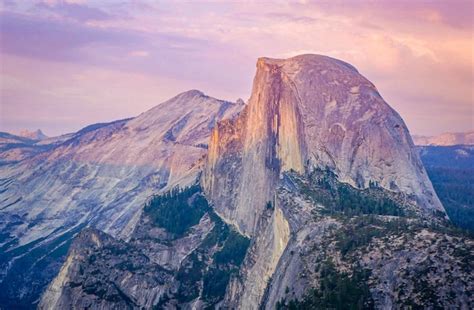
[0,1,472,136]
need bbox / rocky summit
[0,90,243,308]
[2,55,473,309]
[203,54,445,237]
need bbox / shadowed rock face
[38,187,252,310]
[7,54,465,309]
[0,90,243,243]
[38,227,176,310]
[0,90,244,308]
[203,54,446,237]
[201,54,451,308]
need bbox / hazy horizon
[2,86,474,139]
[1,0,473,136]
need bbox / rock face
[38,228,175,310]
[258,172,473,310]
[0,90,243,308]
[202,54,450,308]
[413,130,474,146]
[39,186,251,309]
[7,54,471,309]
[203,54,445,238]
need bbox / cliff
[31,55,474,309]
[203,54,445,238]
[0,90,244,308]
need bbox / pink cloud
[0,1,472,136]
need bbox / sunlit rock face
[203,54,445,237]
[202,54,448,308]
[3,54,455,309]
[224,205,291,309]
[0,90,244,307]
[1,90,243,242]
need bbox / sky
[0,0,473,136]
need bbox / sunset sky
[0,0,473,136]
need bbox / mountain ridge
[200,54,451,308]
[0,90,244,308]
[413,130,474,146]
[17,129,48,141]
[2,55,472,309]
[204,54,445,237]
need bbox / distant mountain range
[0,90,244,308]
[17,129,48,141]
[412,130,474,146]
[4,127,471,161]
[417,144,474,231]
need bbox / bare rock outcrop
[202,54,448,308]
[0,90,244,308]
[203,54,445,238]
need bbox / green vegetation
[144,185,210,237]
[336,185,403,216]
[277,260,373,310]
[200,212,229,249]
[425,167,474,234]
[175,223,250,306]
[334,216,411,257]
[201,228,250,305]
[278,165,474,310]
[176,252,205,302]
[153,187,251,307]
[266,201,274,210]
[298,169,407,217]
[202,267,232,302]
[214,230,251,266]
[418,145,474,233]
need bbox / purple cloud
[0,1,471,136]
[0,11,141,61]
[35,2,113,22]
[0,9,230,77]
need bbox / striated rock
[0,131,50,164]
[204,54,445,238]
[39,186,251,309]
[10,54,471,309]
[260,172,473,309]
[0,90,244,308]
[203,54,448,308]
[38,227,174,310]
[224,205,290,309]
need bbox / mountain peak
[17,129,48,140]
[204,54,445,237]
[257,54,359,73]
[178,89,206,99]
[236,98,245,105]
